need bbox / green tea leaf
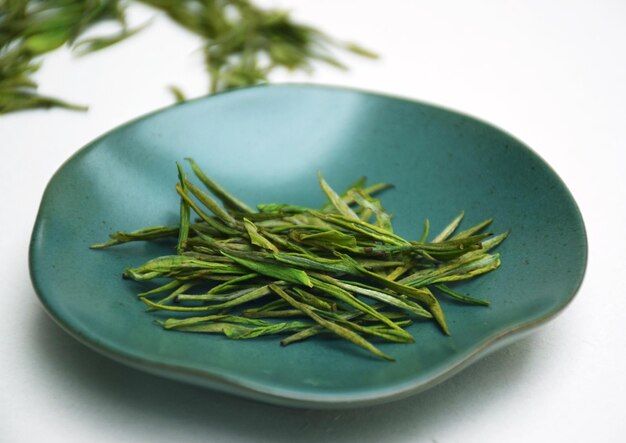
[270,284,394,361]
[186,158,254,213]
[176,163,191,254]
[222,252,313,287]
[432,212,464,242]
[243,218,279,252]
[317,172,360,219]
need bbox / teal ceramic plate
[30,84,587,408]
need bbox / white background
[2,1,625,441]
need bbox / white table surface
[2,1,625,441]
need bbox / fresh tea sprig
[92,159,509,361]
[0,0,376,114]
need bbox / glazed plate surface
[30,85,587,408]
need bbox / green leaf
[176,163,191,254]
[434,284,490,306]
[222,252,313,287]
[270,284,395,361]
[292,229,358,249]
[316,275,432,319]
[186,158,254,213]
[73,21,151,55]
[142,284,272,312]
[344,42,379,59]
[317,172,360,219]
[90,226,178,249]
[432,212,464,242]
[243,218,279,252]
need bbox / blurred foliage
[0,0,377,115]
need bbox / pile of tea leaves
[92,159,508,361]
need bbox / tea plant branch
[0,0,377,115]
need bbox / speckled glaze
[30,84,587,408]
